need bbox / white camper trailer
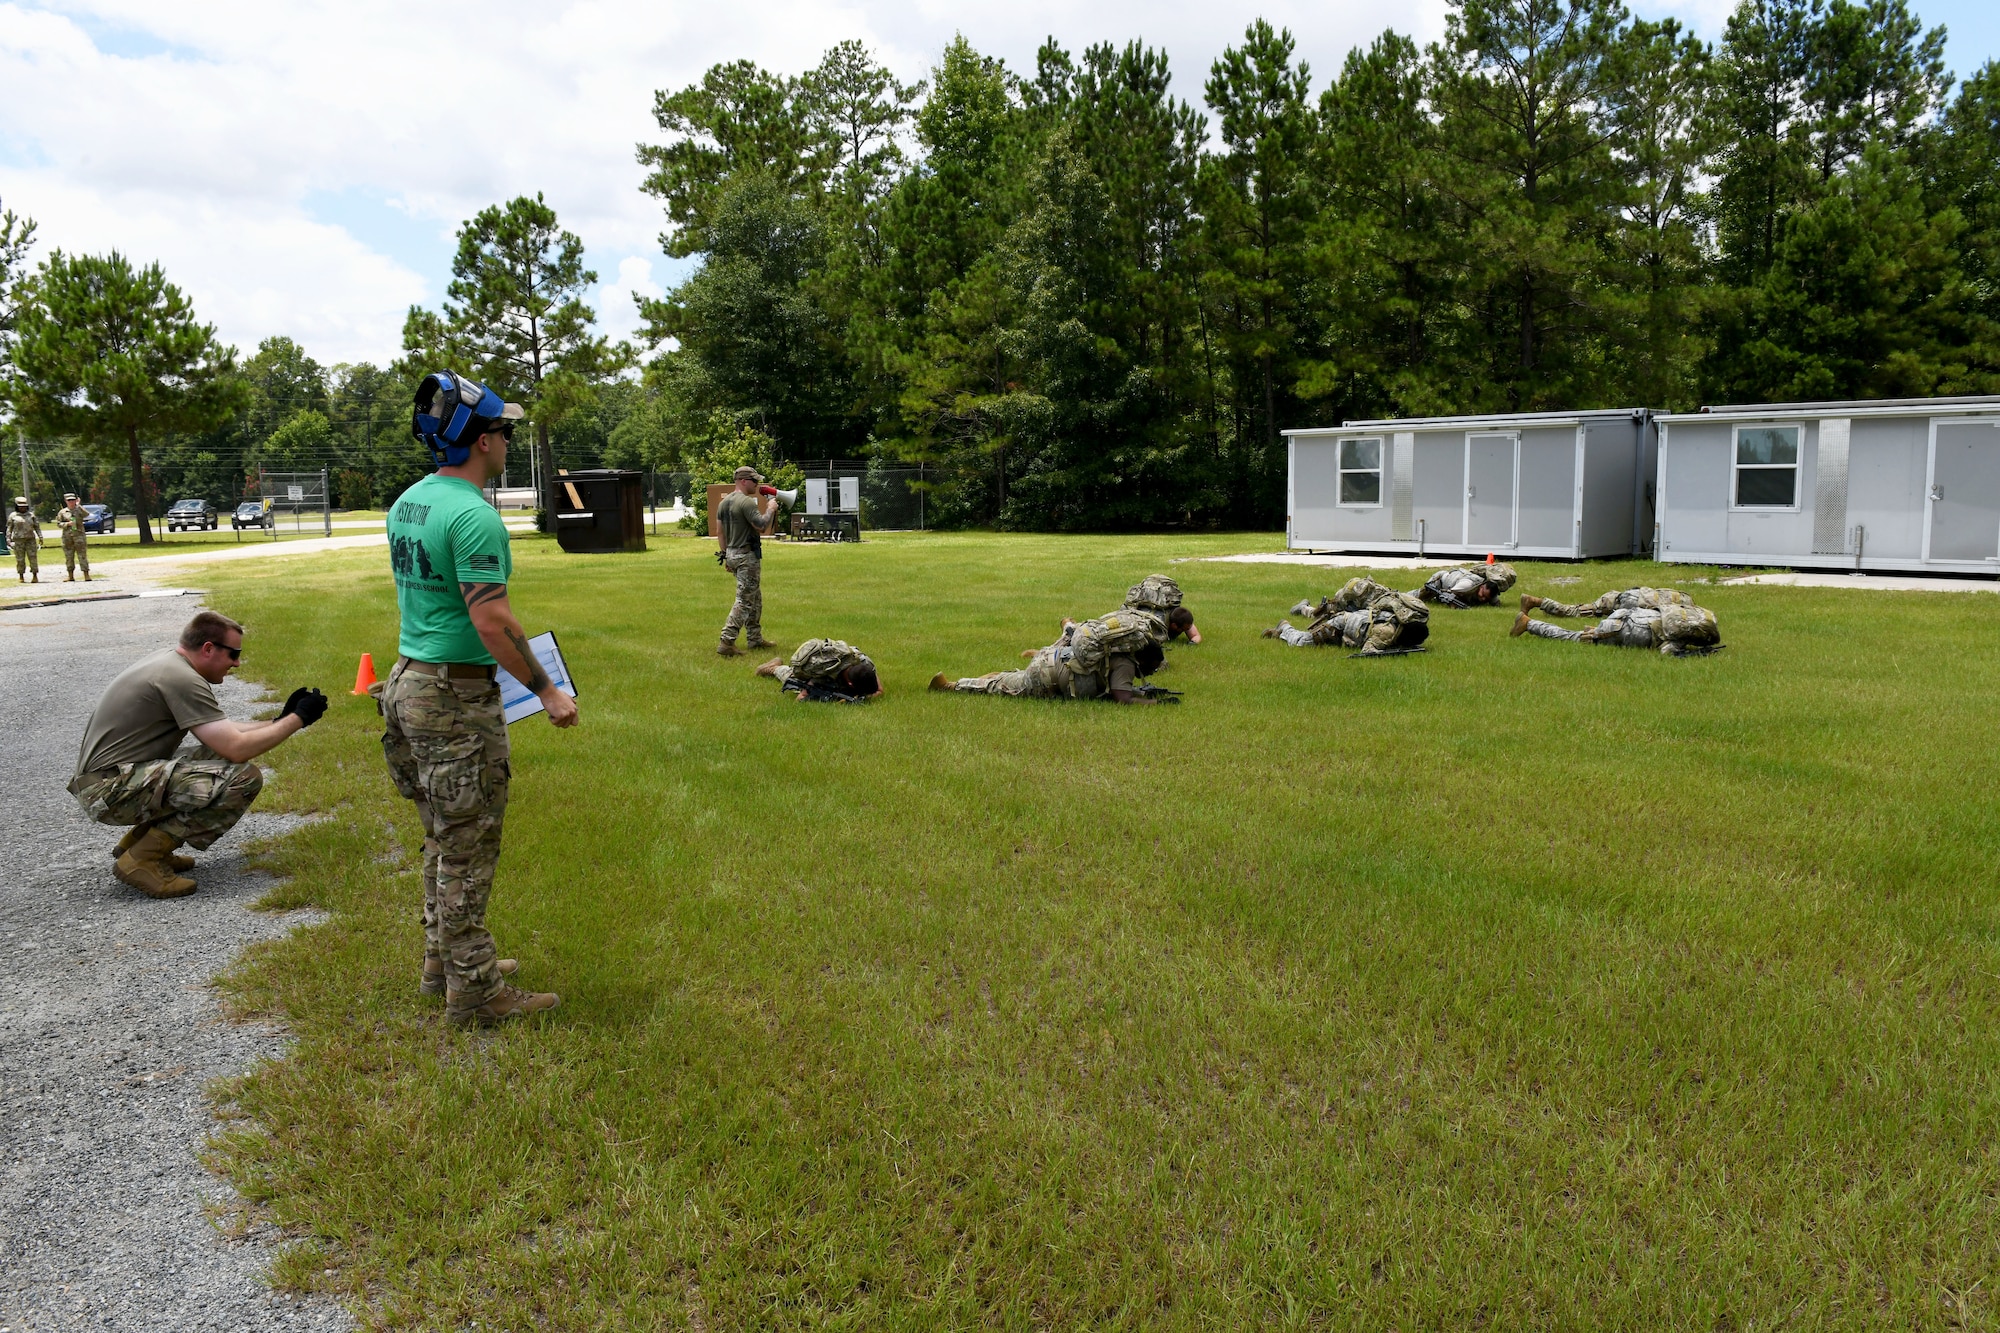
[1655,396,2000,574]
[1283,410,1657,559]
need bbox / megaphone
[761,487,799,507]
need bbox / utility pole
[15,433,28,503]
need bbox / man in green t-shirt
[714,465,778,657]
[385,372,580,1029]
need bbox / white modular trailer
[1655,396,2000,574]
[1283,410,1657,559]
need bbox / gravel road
[0,593,351,1332]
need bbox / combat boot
[65,573,74,582]
[1261,623,1287,639]
[743,635,779,651]
[1518,594,1543,611]
[421,956,517,997]
[446,982,559,1028]
[716,639,744,657]
[928,672,951,692]
[113,825,196,873]
[754,657,784,678]
[1509,612,1531,637]
[1288,599,1315,617]
[114,828,197,899]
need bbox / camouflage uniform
[952,647,1075,697]
[722,551,763,644]
[1419,563,1515,608]
[1533,586,1691,618]
[379,662,511,1001]
[7,509,39,578]
[55,503,90,579]
[1521,603,1721,656]
[771,637,871,690]
[68,743,264,849]
[1284,577,1430,654]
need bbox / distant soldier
[1413,561,1515,608]
[1267,577,1429,655]
[931,637,1166,703]
[1511,600,1722,656]
[756,638,882,702]
[714,466,780,657]
[55,492,91,582]
[1519,586,1692,618]
[8,496,39,583]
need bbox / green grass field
[202,532,2000,1330]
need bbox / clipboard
[496,631,578,724]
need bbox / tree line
[637,0,2000,529]
[3,0,1998,538]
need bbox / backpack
[1482,562,1518,593]
[1125,574,1183,612]
[788,638,868,682]
[1066,609,1161,676]
[1657,603,1719,647]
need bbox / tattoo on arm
[503,625,551,692]
[461,581,508,608]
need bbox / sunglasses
[484,421,516,441]
[208,641,242,660]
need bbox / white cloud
[0,0,1456,367]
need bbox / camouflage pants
[62,532,88,577]
[380,664,511,1003]
[13,543,35,575]
[721,551,762,643]
[1524,609,1659,648]
[1279,611,1418,655]
[69,744,264,850]
[954,652,1073,698]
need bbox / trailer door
[1925,421,2000,563]
[1465,432,1519,548]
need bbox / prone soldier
[1414,561,1515,608]
[1519,586,1692,618]
[1266,577,1430,655]
[69,610,326,898]
[931,631,1166,704]
[389,371,579,1027]
[1511,600,1722,655]
[55,492,91,582]
[756,638,882,702]
[8,496,39,583]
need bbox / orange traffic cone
[1485,552,1495,564]
[351,652,378,695]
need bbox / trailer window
[1734,426,1800,508]
[1339,438,1382,506]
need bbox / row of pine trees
[634,0,2000,528]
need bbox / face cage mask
[412,371,505,467]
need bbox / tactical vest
[788,638,869,681]
[1066,610,1158,676]
[1656,604,1719,647]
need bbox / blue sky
[2,0,1993,369]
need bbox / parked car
[232,499,274,530]
[166,498,218,531]
[82,504,114,534]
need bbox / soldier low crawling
[1510,598,1722,655]
[931,637,1166,703]
[69,610,327,898]
[1265,577,1430,655]
[1412,561,1516,608]
[1519,586,1693,618]
[756,638,882,701]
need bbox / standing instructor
[714,466,778,657]
[384,372,578,1029]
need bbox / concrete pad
[1721,571,2000,593]
[1184,552,1465,570]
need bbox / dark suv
[166,498,218,531]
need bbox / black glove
[715,550,727,566]
[281,687,329,727]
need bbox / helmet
[412,371,524,467]
[12,496,25,507]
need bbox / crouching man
[69,610,326,899]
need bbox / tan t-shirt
[715,491,770,553]
[1070,654,1138,700]
[73,648,227,778]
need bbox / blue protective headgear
[412,371,516,467]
